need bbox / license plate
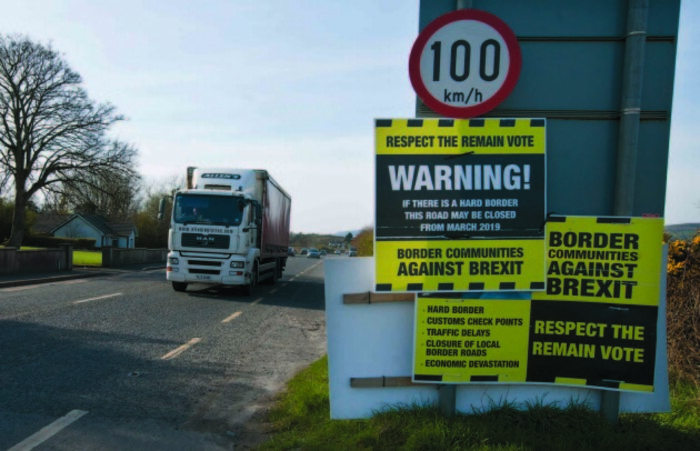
[195,275,212,280]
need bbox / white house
[50,214,138,248]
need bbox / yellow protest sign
[376,239,545,292]
[412,294,658,391]
[533,216,664,306]
[375,118,547,292]
[413,296,531,383]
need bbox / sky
[0,0,698,234]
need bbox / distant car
[307,248,321,259]
[349,250,357,257]
[334,250,341,255]
[301,248,309,255]
[288,247,296,257]
[320,250,327,256]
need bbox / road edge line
[8,409,88,451]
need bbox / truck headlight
[169,257,179,265]
[230,261,244,268]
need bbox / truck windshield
[173,193,244,226]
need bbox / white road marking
[282,283,288,287]
[73,293,122,304]
[1,279,90,293]
[0,286,39,292]
[252,297,264,305]
[222,311,242,323]
[161,338,201,360]
[56,279,88,285]
[8,409,88,451]
[269,289,278,294]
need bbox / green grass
[1,245,103,267]
[72,250,102,266]
[257,356,700,450]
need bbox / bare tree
[0,35,138,246]
[44,170,142,219]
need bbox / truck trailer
[164,167,291,294]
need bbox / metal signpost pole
[606,0,649,424]
[614,0,649,215]
[432,0,473,419]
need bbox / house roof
[48,213,137,238]
[108,221,139,237]
[77,214,114,235]
[33,214,71,234]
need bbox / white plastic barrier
[324,257,670,419]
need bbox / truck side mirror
[157,198,166,221]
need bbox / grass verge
[2,245,102,267]
[73,250,102,266]
[257,356,700,451]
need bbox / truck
[163,167,291,294]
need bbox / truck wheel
[265,261,278,285]
[243,263,257,295]
[172,282,188,292]
[275,258,284,280]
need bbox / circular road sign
[409,9,522,119]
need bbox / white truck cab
[165,168,291,294]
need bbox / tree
[131,177,182,248]
[354,226,374,256]
[132,192,171,248]
[0,196,12,242]
[345,232,353,248]
[0,35,138,246]
[42,170,142,219]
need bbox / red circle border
[408,9,522,119]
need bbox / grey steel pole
[614,0,649,216]
[432,0,475,419]
[605,0,649,424]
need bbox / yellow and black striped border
[375,118,545,155]
[551,377,654,392]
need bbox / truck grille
[188,260,222,266]
[189,269,220,275]
[181,233,230,249]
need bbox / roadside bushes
[354,226,374,257]
[667,234,700,385]
[21,234,96,250]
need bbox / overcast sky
[1,1,697,234]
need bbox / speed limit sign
[409,9,522,118]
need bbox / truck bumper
[166,271,247,285]
[166,252,249,286]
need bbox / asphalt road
[0,256,329,450]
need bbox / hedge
[23,234,96,250]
